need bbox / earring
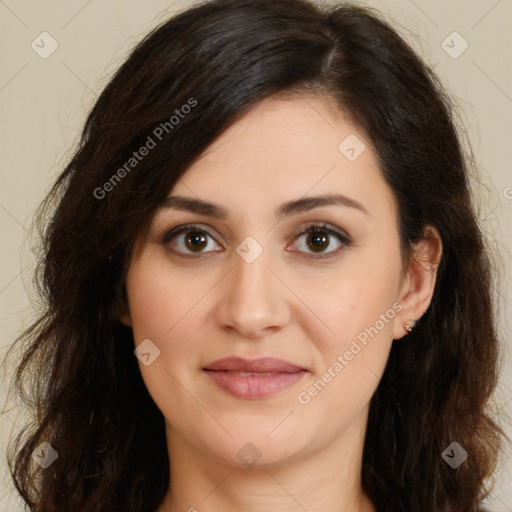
[403,319,416,333]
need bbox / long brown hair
[3,0,504,510]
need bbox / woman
[4,0,504,510]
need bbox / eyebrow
[160,194,369,219]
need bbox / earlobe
[118,312,132,327]
[114,296,132,327]
[394,225,443,339]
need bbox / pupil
[308,231,328,252]
[186,231,207,251]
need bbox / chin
[198,423,313,470]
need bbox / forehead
[170,95,397,223]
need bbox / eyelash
[161,222,352,260]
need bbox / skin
[121,94,442,512]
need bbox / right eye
[161,224,223,257]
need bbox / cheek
[124,253,209,396]
[125,254,209,420]
[126,251,209,341]
[306,251,401,348]
[297,248,401,405]
[295,306,396,436]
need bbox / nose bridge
[233,246,271,297]
[217,242,290,337]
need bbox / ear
[114,294,132,327]
[393,225,443,339]
[118,311,132,327]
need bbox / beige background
[1,0,511,510]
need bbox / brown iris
[185,231,208,252]
[307,231,329,252]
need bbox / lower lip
[203,370,307,399]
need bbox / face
[122,95,415,468]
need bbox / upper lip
[203,357,306,373]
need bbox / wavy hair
[4,0,504,510]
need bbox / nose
[215,248,291,340]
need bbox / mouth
[203,357,308,399]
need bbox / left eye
[289,224,351,258]
[161,223,350,258]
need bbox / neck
[157,418,376,512]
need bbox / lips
[203,357,308,399]
[203,356,305,373]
